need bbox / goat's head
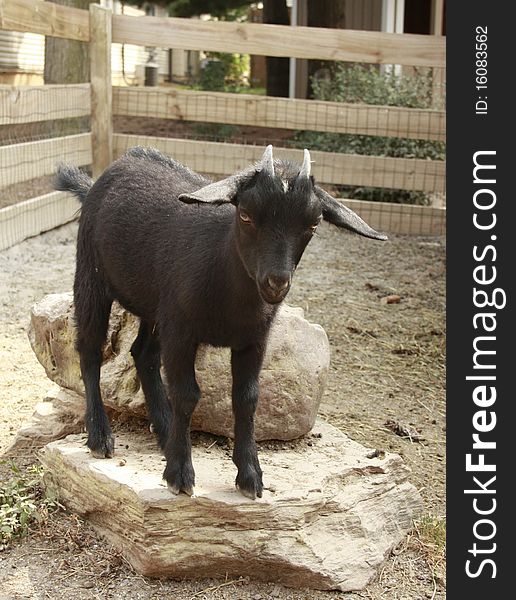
[179,146,387,304]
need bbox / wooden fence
[0,0,446,250]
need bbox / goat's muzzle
[259,272,291,304]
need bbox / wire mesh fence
[111,63,445,235]
[1,4,446,251]
[0,85,92,209]
[0,84,92,249]
[112,63,445,206]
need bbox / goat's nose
[267,274,290,292]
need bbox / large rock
[29,293,330,441]
[40,420,423,591]
[4,388,84,456]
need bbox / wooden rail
[2,0,445,66]
[112,14,445,67]
[0,84,91,124]
[0,191,79,251]
[113,87,446,142]
[342,198,445,236]
[113,134,445,193]
[1,0,446,238]
[0,0,90,41]
[0,133,92,187]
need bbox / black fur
[57,146,385,499]
[55,164,93,204]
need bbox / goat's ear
[179,144,275,205]
[314,186,388,241]
[178,168,256,205]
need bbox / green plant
[199,58,228,91]
[295,64,445,205]
[198,52,250,92]
[0,462,60,549]
[341,186,430,205]
[296,131,444,161]
[192,122,240,140]
[413,514,446,580]
[311,63,437,108]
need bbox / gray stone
[40,419,423,591]
[29,293,330,440]
[5,387,84,456]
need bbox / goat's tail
[55,164,93,203]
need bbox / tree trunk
[263,0,290,97]
[44,0,94,84]
[307,0,347,97]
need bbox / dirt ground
[0,221,445,599]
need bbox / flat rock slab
[40,420,422,591]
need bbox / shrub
[192,122,240,140]
[295,64,445,205]
[0,462,60,549]
[198,52,250,93]
[311,63,437,108]
[199,58,228,92]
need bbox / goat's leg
[231,344,264,499]
[75,294,114,458]
[130,321,172,450]
[161,340,200,496]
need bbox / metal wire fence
[1,2,446,250]
[111,64,445,236]
[0,85,92,207]
[0,84,92,249]
[112,64,445,201]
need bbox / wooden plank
[89,4,112,178]
[113,87,446,142]
[431,0,444,35]
[113,134,445,193]
[0,83,91,125]
[430,0,445,108]
[0,190,78,251]
[1,1,445,66]
[431,66,445,110]
[341,198,445,236]
[0,0,89,41]
[0,132,92,186]
[112,14,445,67]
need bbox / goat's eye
[308,217,322,234]
[239,211,253,225]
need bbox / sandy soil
[0,221,445,599]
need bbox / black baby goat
[56,145,386,500]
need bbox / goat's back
[78,152,236,324]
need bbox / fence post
[430,0,445,109]
[89,4,113,179]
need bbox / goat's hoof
[163,463,195,497]
[235,484,262,500]
[88,434,115,459]
[90,449,113,459]
[235,468,263,500]
[167,483,195,496]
